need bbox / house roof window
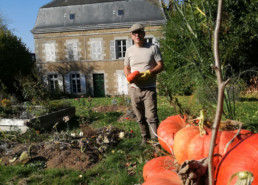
[69,14,75,20]
[118,10,124,16]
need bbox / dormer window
[118,10,124,16]
[69,14,75,20]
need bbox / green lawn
[0,95,257,185]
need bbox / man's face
[131,30,145,44]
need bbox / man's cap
[129,24,145,32]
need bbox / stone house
[32,0,166,97]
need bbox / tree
[158,0,258,119]
[0,15,47,101]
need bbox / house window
[145,38,153,44]
[118,10,124,16]
[70,14,75,20]
[49,74,58,91]
[90,41,103,60]
[66,40,79,61]
[116,40,126,58]
[45,42,56,62]
[132,38,153,45]
[71,74,81,93]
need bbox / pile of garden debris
[0,125,125,171]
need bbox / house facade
[32,0,166,97]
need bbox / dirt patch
[1,142,92,171]
[0,105,136,172]
[0,126,124,172]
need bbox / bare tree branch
[207,0,230,184]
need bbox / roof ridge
[41,0,123,8]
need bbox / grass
[0,95,257,184]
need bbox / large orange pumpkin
[143,156,177,181]
[157,114,187,154]
[173,126,201,164]
[173,126,252,165]
[215,133,258,185]
[142,175,183,185]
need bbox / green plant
[158,0,258,120]
[75,96,93,124]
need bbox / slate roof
[32,0,166,34]
[41,0,122,8]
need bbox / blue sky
[0,0,51,52]
[0,0,169,53]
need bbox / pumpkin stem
[197,110,206,136]
[227,171,253,185]
[223,122,242,154]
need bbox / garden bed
[0,107,75,133]
[0,126,125,172]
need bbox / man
[124,23,164,145]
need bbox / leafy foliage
[0,15,50,103]
[158,0,258,119]
[0,30,33,91]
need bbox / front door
[93,74,105,97]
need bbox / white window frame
[66,39,79,61]
[71,73,81,94]
[115,39,127,59]
[45,42,56,62]
[48,74,58,91]
[90,40,103,60]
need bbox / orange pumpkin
[215,134,258,185]
[173,126,252,165]
[143,175,183,185]
[143,156,183,185]
[143,156,177,181]
[127,71,140,83]
[157,115,187,154]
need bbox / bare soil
[0,105,131,172]
[0,142,93,171]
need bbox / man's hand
[138,70,152,81]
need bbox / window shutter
[65,74,71,94]
[45,44,51,61]
[50,44,56,61]
[73,42,79,60]
[45,43,56,62]
[57,74,63,91]
[42,75,48,85]
[67,43,73,60]
[91,41,102,60]
[126,39,132,49]
[117,73,128,95]
[110,40,116,59]
[81,74,86,94]
[153,38,160,46]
